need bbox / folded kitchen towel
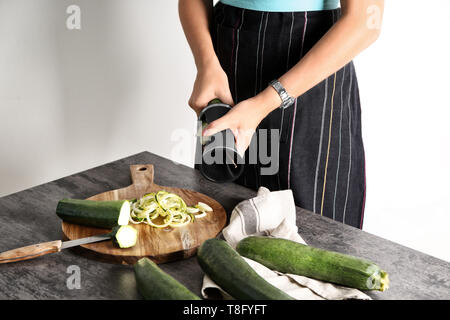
[201,187,371,300]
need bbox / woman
[179,0,384,229]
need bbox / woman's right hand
[188,61,234,116]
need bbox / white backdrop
[355,0,450,262]
[0,0,449,262]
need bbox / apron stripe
[250,12,264,188]
[313,78,329,213]
[259,13,269,93]
[287,99,298,188]
[230,14,242,102]
[360,150,366,228]
[287,12,307,189]
[342,66,354,224]
[256,12,269,189]
[286,12,295,72]
[234,9,245,103]
[254,12,264,96]
[320,72,337,216]
[279,12,295,190]
[333,66,346,220]
[315,10,335,214]
[300,12,308,58]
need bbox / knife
[0,233,112,264]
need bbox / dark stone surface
[0,151,449,299]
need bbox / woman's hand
[188,62,234,116]
[203,87,281,156]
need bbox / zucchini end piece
[378,270,389,291]
[368,269,390,291]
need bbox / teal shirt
[220,0,340,12]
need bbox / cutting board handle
[130,164,155,197]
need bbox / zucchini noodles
[129,191,213,228]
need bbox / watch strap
[269,79,295,109]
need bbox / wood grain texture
[0,240,62,264]
[61,164,227,264]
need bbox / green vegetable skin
[110,225,138,248]
[134,258,201,300]
[197,239,295,300]
[56,198,130,229]
[236,236,389,291]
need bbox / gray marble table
[0,151,449,300]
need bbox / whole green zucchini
[197,239,295,300]
[56,198,130,228]
[236,236,389,291]
[134,258,201,300]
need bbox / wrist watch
[269,79,295,109]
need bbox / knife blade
[60,233,111,249]
[0,233,111,264]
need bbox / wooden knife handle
[0,240,62,264]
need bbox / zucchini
[197,239,295,300]
[236,236,389,291]
[110,225,138,248]
[134,258,201,300]
[129,191,211,228]
[56,199,130,228]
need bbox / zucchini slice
[110,225,138,248]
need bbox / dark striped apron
[211,2,366,229]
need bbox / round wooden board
[61,164,227,264]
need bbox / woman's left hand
[202,87,281,156]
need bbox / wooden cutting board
[61,164,227,264]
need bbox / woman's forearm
[256,0,385,116]
[178,0,218,70]
[179,0,234,112]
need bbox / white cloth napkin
[201,187,371,300]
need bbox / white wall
[0,0,197,197]
[355,0,450,262]
[0,0,449,262]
